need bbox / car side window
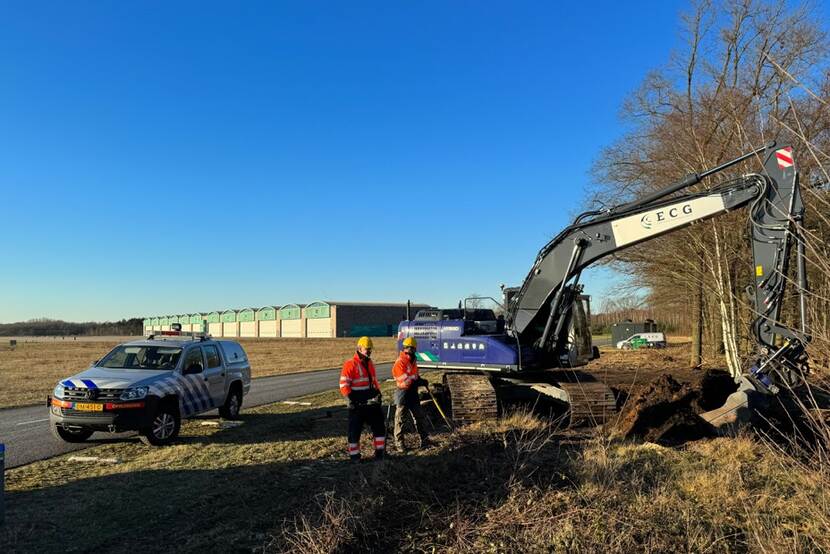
[204,345,222,369]
[184,347,204,372]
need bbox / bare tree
[591,0,830,373]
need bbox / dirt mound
[615,370,736,446]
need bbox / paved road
[0,363,393,469]
[1,338,613,469]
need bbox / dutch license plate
[73,402,104,412]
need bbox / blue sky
[0,1,731,322]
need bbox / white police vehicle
[48,329,251,446]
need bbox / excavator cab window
[463,308,498,335]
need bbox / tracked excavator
[398,142,810,429]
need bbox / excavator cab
[567,294,595,366]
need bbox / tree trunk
[690,280,703,368]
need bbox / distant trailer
[611,319,658,346]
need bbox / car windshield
[98,345,183,370]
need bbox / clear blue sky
[1,1,703,322]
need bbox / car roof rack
[146,330,210,342]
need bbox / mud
[615,370,737,446]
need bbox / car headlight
[53,383,65,399]
[120,386,149,401]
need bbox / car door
[202,344,227,406]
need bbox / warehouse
[307,301,430,338]
[144,301,430,338]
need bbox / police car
[48,329,251,446]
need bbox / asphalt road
[0,362,393,469]
[1,338,613,469]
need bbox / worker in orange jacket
[392,337,431,451]
[339,336,385,462]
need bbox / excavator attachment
[699,377,766,432]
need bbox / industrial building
[143,301,430,339]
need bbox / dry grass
[3,368,830,552]
[0,337,397,410]
[5,339,830,552]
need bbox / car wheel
[140,403,181,446]
[219,387,242,420]
[622,343,631,351]
[52,425,94,443]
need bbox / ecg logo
[639,204,693,230]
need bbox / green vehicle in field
[623,336,650,350]
[616,332,666,350]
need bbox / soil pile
[615,370,736,446]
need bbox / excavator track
[557,380,618,426]
[444,373,499,424]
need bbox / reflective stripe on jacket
[392,351,419,390]
[339,354,380,396]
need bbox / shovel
[425,386,454,430]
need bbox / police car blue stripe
[184,376,209,412]
[192,376,213,409]
[178,378,200,415]
[62,380,74,388]
[81,379,98,389]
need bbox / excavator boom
[506,142,808,390]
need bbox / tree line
[0,318,144,337]
[589,0,830,371]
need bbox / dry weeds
[3,371,830,553]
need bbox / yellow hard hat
[357,336,374,349]
[402,337,417,349]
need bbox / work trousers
[393,387,429,447]
[347,403,386,461]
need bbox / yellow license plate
[73,402,104,412]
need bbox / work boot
[395,441,409,453]
[419,437,432,450]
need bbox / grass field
[0,337,397,410]
[3,362,829,552]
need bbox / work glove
[366,389,382,406]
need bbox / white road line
[16,418,49,425]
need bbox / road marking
[16,418,49,426]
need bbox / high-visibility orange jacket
[339,354,380,396]
[392,351,420,390]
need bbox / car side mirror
[90,359,99,366]
[184,362,203,375]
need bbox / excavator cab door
[566,295,593,367]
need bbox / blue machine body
[397,309,538,373]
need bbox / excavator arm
[507,142,809,392]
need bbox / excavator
[398,142,810,429]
